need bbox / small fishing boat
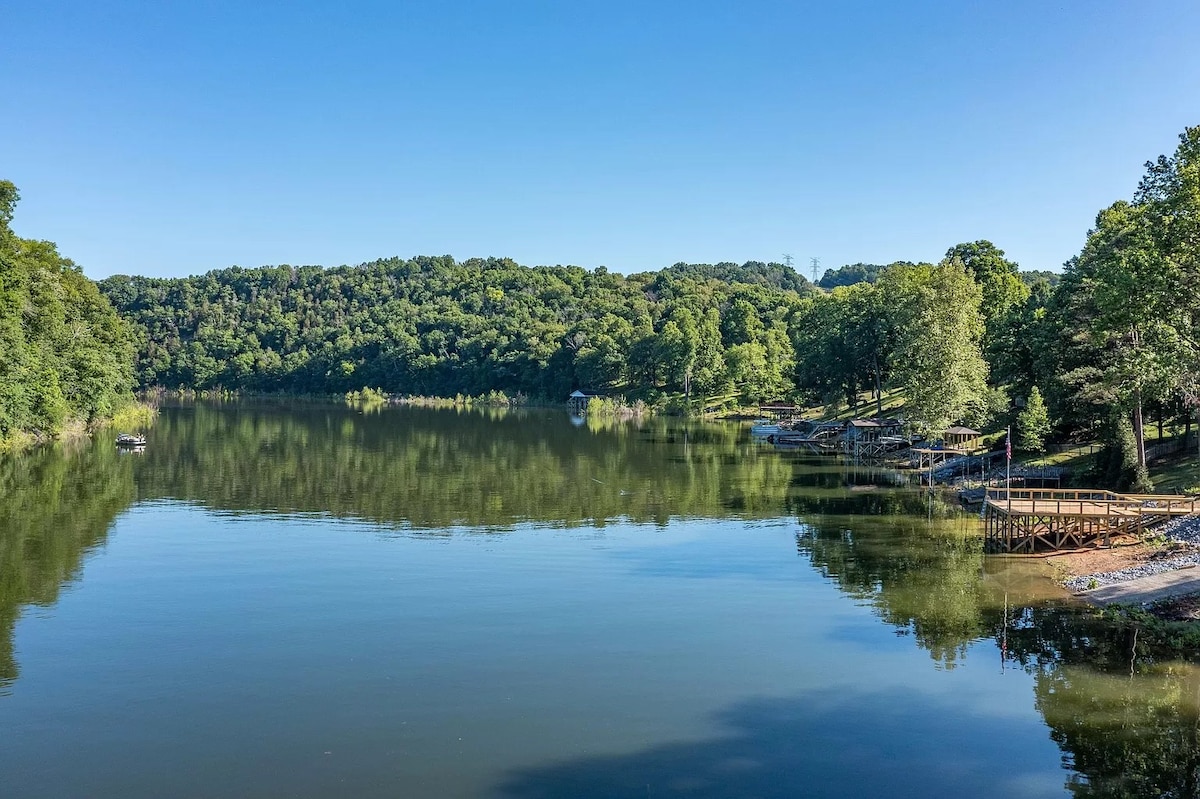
[115,433,147,448]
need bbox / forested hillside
[97,242,1020,434]
[0,182,135,448]
[100,258,809,402]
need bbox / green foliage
[880,259,990,435]
[945,241,1029,336]
[388,391,525,409]
[789,281,894,413]
[345,386,388,408]
[1018,269,1060,289]
[660,260,814,294]
[0,181,135,446]
[1042,127,1200,469]
[101,258,809,408]
[1091,413,1153,492]
[1017,386,1051,453]
[108,402,157,431]
[817,262,885,289]
[585,396,649,417]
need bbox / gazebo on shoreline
[568,390,605,414]
[944,426,982,452]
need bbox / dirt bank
[1044,537,1162,583]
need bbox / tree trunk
[1133,388,1147,468]
[873,354,883,416]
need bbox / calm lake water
[2,402,1199,798]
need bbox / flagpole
[1006,426,1012,516]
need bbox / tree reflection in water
[0,440,135,687]
[2,401,1200,794]
[795,490,1200,797]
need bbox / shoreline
[1048,516,1200,619]
[0,401,157,457]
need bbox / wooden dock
[910,446,968,470]
[983,488,1200,553]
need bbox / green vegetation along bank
[0,182,140,452]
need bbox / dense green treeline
[0,182,135,448]
[100,257,808,404]
[98,243,1002,433]
[817,260,1057,291]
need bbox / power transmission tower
[782,253,794,269]
[810,257,821,284]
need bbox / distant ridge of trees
[1019,270,1060,289]
[100,257,805,404]
[817,262,888,289]
[819,261,1060,291]
[662,260,814,293]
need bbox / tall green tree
[944,241,1030,385]
[944,241,1029,328]
[1016,387,1050,453]
[1134,124,1200,439]
[0,181,134,444]
[1055,200,1190,469]
[879,259,990,436]
[690,308,726,398]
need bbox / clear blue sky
[3,1,1199,279]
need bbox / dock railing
[982,487,1200,553]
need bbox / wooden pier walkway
[983,488,1200,553]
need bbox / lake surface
[2,401,1199,798]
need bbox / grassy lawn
[833,388,906,419]
[1026,442,1100,469]
[1149,453,1200,494]
[791,387,907,421]
[704,387,908,420]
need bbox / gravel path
[1063,515,1200,593]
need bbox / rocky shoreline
[1062,516,1200,595]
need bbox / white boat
[115,433,147,447]
[750,420,783,438]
